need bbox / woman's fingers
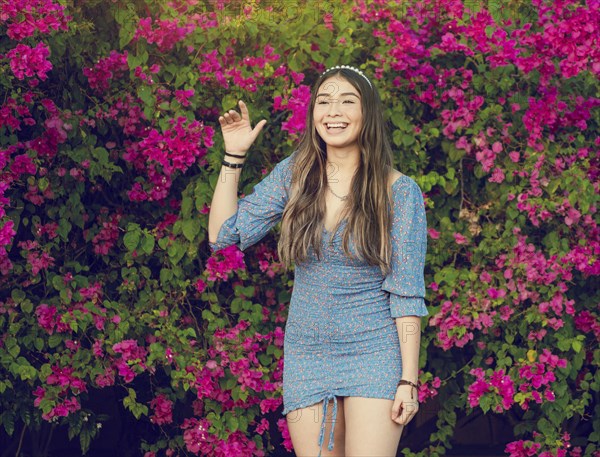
[252,119,267,135]
[219,108,243,125]
[219,113,235,125]
[228,109,241,122]
[238,100,249,120]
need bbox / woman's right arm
[208,155,245,245]
[208,100,267,246]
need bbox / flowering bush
[0,0,598,456]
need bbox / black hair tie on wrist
[397,379,419,400]
[224,151,247,159]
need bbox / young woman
[208,65,428,457]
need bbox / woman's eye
[342,100,355,104]
[317,100,329,104]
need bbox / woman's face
[313,75,363,153]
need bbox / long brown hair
[277,68,396,276]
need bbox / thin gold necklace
[328,186,349,201]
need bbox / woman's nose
[327,99,342,115]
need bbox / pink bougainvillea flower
[6,42,52,81]
[453,232,468,244]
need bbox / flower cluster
[112,339,148,383]
[134,17,195,52]
[6,42,53,82]
[196,45,282,91]
[468,349,567,414]
[505,431,574,457]
[149,394,173,425]
[18,240,55,276]
[123,117,214,201]
[273,84,310,137]
[35,303,69,334]
[33,365,87,421]
[204,245,246,281]
[0,0,70,41]
[83,51,129,92]
[515,349,567,411]
[92,211,122,255]
[468,367,516,412]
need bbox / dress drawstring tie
[317,393,338,457]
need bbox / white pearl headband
[321,65,373,88]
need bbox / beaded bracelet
[397,379,419,399]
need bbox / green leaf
[80,429,91,454]
[226,414,239,432]
[92,147,109,164]
[124,230,141,251]
[478,395,491,413]
[34,338,44,351]
[2,412,14,435]
[38,177,49,191]
[6,339,20,358]
[239,414,249,432]
[11,289,25,303]
[140,234,155,255]
[20,300,33,314]
[160,268,173,284]
[181,197,194,217]
[57,219,72,241]
[52,274,65,290]
[182,219,200,242]
[231,298,243,314]
[48,334,62,348]
[137,85,155,109]
[158,237,170,250]
[537,417,554,436]
[557,337,571,352]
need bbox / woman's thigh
[344,396,404,457]
[286,397,346,457]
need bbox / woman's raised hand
[218,100,267,156]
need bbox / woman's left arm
[381,178,428,424]
[395,315,422,384]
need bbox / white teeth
[326,123,348,128]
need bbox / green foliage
[0,0,598,456]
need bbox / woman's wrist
[397,379,419,388]
[397,379,419,400]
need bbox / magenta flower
[2,0,69,40]
[453,232,468,244]
[149,394,174,425]
[6,42,52,81]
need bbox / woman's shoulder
[389,169,405,188]
[388,169,423,199]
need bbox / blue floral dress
[209,151,428,457]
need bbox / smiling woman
[209,64,428,457]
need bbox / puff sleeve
[209,152,296,253]
[381,177,429,318]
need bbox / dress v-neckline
[322,175,407,235]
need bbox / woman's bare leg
[286,397,346,457]
[344,397,404,457]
